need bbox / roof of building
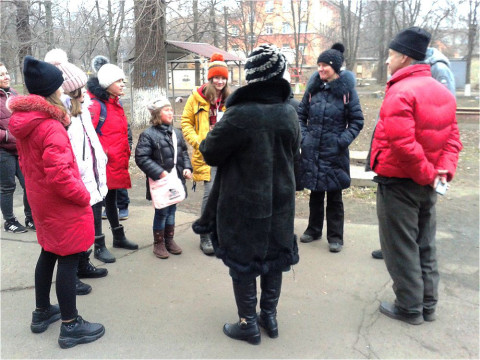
[166,40,244,62]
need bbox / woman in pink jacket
[8,56,104,349]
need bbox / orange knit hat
[208,53,228,80]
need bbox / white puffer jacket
[63,95,108,206]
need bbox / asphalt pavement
[1,178,478,359]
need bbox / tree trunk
[132,0,167,127]
[44,1,54,51]
[14,0,32,90]
[376,0,387,84]
[466,0,479,87]
[193,0,201,86]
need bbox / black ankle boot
[112,225,138,250]
[78,250,108,278]
[30,304,61,333]
[76,277,92,296]
[94,234,116,263]
[258,271,282,338]
[58,315,105,349]
[223,278,261,345]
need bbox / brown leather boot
[153,230,169,259]
[164,224,182,255]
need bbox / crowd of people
[0,25,461,349]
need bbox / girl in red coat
[8,56,104,349]
[86,56,138,263]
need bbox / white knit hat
[147,97,171,112]
[44,48,87,93]
[97,63,125,89]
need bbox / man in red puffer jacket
[370,27,462,325]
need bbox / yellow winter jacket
[180,87,226,182]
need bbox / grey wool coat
[297,70,364,192]
[192,78,301,277]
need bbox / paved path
[1,180,478,359]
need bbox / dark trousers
[116,188,130,210]
[34,249,79,320]
[0,149,31,221]
[92,202,103,236]
[306,190,344,244]
[376,181,439,314]
[105,189,120,228]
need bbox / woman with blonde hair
[181,53,230,255]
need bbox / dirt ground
[129,91,479,233]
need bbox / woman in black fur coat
[193,45,301,345]
[297,43,364,253]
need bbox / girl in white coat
[44,49,111,286]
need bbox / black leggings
[92,202,103,236]
[34,249,79,321]
[105,189,120,229]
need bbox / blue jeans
[153,204,177,231]
[0,149,32,221]
[117,188,130,210]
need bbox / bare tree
[288,0,310,79]
[336,0,364,70]
[95,0,127,63]
[14,0,32,86]
[465,0,479,88]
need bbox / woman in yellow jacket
[181,53,230,255]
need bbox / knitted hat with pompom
[44,49,87,93]
[208,53,228,80]
[317,43,345,74]
[91,55,125,89]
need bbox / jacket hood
[87,77,109,102]
[8,95,70,139]
[190,86,209,107]
[417,47,450,67]
[226,78,292,107]
[306,70,356,98]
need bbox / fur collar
[226,78,292,108]
[306,70,356,98]
[9,95,70,126]
[87,77,109,102]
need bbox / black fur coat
[192,78,300,277]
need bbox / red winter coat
[8,95,94,256]
[370,64,462,186]
[86,77,131,189]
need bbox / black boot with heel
[223,278,261,345]
[258,271,282,338]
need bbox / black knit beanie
[245,44,286,84]
[389,27,431,61]
[23,56,64,97]
[317,43,345,74]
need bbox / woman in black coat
[193,45,300,345]
[135,98,192,259]
[297,43,364,253]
